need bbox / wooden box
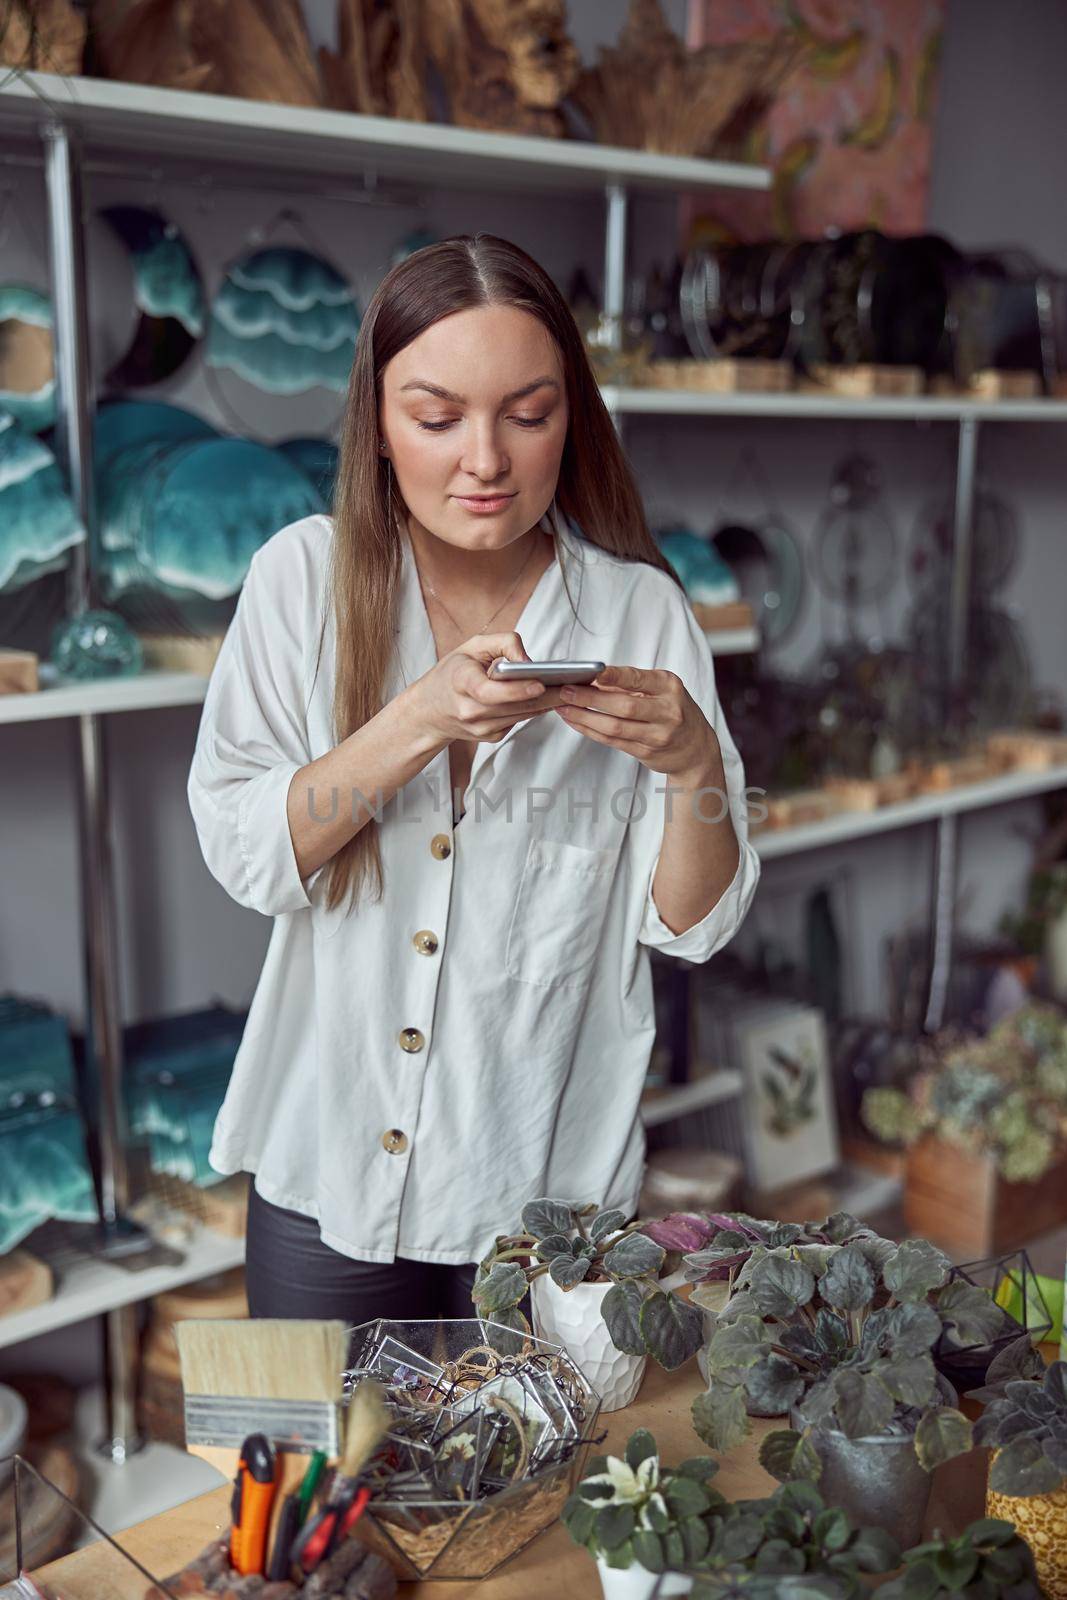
[905,1135,1067,1256]
[0,648,39,695]
[805,362,925,397]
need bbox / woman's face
[378,304,569,550]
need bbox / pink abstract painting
[684,0,946,244]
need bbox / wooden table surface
[36,1360,992,1598]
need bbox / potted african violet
[969,1335,1067,1598]
[472,1200,704,1410]
[562,1428,721,1599]
[876,1516,1043,1600]
[563,1430,900,1600]
[692,1238,989,1546]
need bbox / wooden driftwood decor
[420,0,581,136]
[89,0,323,104]
[568,0,805,156]
[0,0,86,76]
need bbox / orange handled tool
[229,1433,278,1576]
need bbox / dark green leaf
[562,1493,596,1545]
[819,1245,875,1312]
[603,1232,665,1280]
[624,1428,658,1472]
[984,1332,1047,1387]
[831,1368,895,1439]
[871,1301,943,1357]
[595,1503,635,1550]
[533,1232,572,1262]
[677,1456,720,1481]
[758,1428,823,1484]
[602,1537,633,1570]
[471,1260,527,1313]
[989,1432,1067,1495]
[936,1279,1005,1347]
[550,1252,593,1290]
[813,1310,850,1353]
[744,1354,807,1417]
[521,1198,573,1239]
[933,1545,978,1589]
[748,1255,816,1319]
[812,1508,850,1551]
[965,1518,1017,1547]
[664,1476,711,1517]
[877,1352,938,1409]
[482,1304,530,1356]
[914,1407,973,1470]
[590,1208,628,1243]
[754,1540,805,1575]
[882,1239,952,1302]
[822,1212,863,1244]
[693,1380,749,1452]
[847,1525,901,1572]
[602,1280,649,1356]
[639,1289,706,1370]
[631,1529,666,1573]
[682,1516,711,1564]
[665,1527,686,1568]
[1044,1361,1067,1407]
[716,1514,765,1564]
[707,1315,772,1373]
[645,1496,670,1533]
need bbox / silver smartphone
[488,659,605,686]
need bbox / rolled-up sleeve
[187,540,318,917]
[635,590,761,962]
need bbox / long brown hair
[320,232,682,914]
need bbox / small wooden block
[917,755,998,791]
[875,772,917,806]
[807,363,924,397]
[691,600,754,630]
[0,1249,53,1318]
[650,358,794,393]
[765,788,842,829]
[823,776,881,812]
[0,648,39,695]
[969,368,1041,399]
[985,728,1067,771]
[138,634,224,675]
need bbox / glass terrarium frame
[936,1250,1056,1390]
[1,1454,185,1599]
[343,1316,602,1581]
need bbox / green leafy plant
[561,1427,724,1572]
[861,1000,1067,1182]
[472,1198,705,1371]
[876,1516,1042,1599]
[968,1333,1067,1497]
[692,1236,993,1479]
[563,1436,900,1597]
[1001,861,1067,957]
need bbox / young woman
[187,233,761,1323]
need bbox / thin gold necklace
[417,531,542,638]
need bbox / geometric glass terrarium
[343,1317,602,1581]
[935,1250,1056,1391]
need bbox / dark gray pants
[244,1178,478,1323]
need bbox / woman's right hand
[406,631,563,747]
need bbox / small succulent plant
[969,1333,1067,1496]
[861,1001,1067,1183]
[692,1236,995,1477]
[876,1517,1042,1599]
[472,1198,705,1371]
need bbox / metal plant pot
[791,1408,932,1548]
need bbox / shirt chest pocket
[505,836,618,991]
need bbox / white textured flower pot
[530,1275,647,1411]
[594,1557,692,1598]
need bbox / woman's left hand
[556,664,721,784]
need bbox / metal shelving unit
[0,69,770,1458]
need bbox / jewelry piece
[418,534,541,638]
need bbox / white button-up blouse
[187,511,761,1265]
